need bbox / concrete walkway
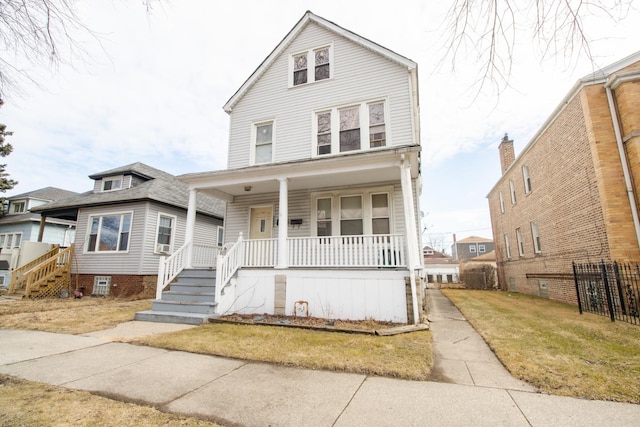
[1,295,640,426]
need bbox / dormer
[90,163,156,193]
[9,199,26,214]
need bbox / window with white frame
[102,176,123,192]
[499,191,504,213]
[340,195,363,235]
[523,164,532,194]
[0,232,22,249]
[504,234,511,259]
[87,212,132,252]
[469,244,476,253]
[531,222,542,253]
[253,121,273,164]
[12,201,26,213]
[509,179,517,204]
[516,227,524,256]
[313,188,393,236]
[314,99,387,157]
[291,45,332,87]
[479,244,486,253]
[217,226,224,247]
[155,214,175,253]
[368,102,386,148]
[316,198,332,236]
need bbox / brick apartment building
[487,51,640,305]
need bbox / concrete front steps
[135,269,218,325]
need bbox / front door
[250,207,273,239]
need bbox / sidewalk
[1,291,639,426]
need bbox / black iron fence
[573,261,640,325]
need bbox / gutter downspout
[604,83,640,249]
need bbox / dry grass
[0,297,151,334]
[0,374,220,427]
[136,322,433,380]
[443,289,640,403]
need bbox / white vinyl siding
[224,182,409,247]
[227,22,415,168]
[74,202,221,276]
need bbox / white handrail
[156,241,190,300]
[192,243,222,268]
[215,233,244,307]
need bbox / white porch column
[185,188,197,268]
[400,155,420,324]
[276,177,289,269]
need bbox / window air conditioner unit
[156,244,171,254]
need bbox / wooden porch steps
[135,269,218,325]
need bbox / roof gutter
[604,70,640,249]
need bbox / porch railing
[8,245,62,294]
[156,242,190,300]
[192,244,222,268]
[215,233,245,306]
[19,245,73,298]
[287,234,406,267]
[243,238,278,267]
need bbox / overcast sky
[2,0,639,252]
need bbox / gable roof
[8,186,78,202]
[31,163,225,219]
[223,11,418,113]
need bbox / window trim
[478,244,486,253]
[288,44,333,88]
[12,201,26,214]
[0,232,23,249]
[250,119,275,165]
[311,186,394,237]
[102,175,124,192]
[523,164,532,194]
[504,233,511,259]
[155,212,176,254]
[516,227,524,256]
[312,98,389,158]
[217,226,224,247]
[469,244,477,253]
[509,179,517,204]
[531,222,542,254]
[85,211,133,254]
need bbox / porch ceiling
[180,146,420,199]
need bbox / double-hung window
[479,244,486,253]
[504,234,511,259]
[291,45,332,87]
[509,179,517,204]
[314,99,387,157]
[368,102,386,148]
[87,212,132,252]
[340,195,363,235]
[155,214,175,253]
[516,227,524,256]
[12,201,25,213]
[499,191,505,213]
[314,188,393,237]
[253,121,274,164]
[531,222,542,253]
[523,165,532,194]
[469,245,476,253]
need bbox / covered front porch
[158,146,423,323]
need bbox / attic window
[12,201,25,214]
[290,44,332,87]
[102,176,123,192]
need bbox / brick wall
[71,274,157,298]
[488,91,611,306]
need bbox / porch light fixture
[244,186,252,192]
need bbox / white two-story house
[157,12,424,324]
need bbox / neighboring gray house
[162,12,424,324]
[31,163,225,298]
[451,235,495,261]
[0,187,78,288]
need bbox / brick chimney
[499,133,515,174]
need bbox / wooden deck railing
[10,245,74,298]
